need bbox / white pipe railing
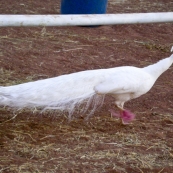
[0,13,173,27]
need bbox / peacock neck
[143,54,173,80]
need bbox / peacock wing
[94,70,152,95]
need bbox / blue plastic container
[60,0,108,14]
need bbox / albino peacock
[0,47,173,124]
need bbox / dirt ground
[0,0,173,173]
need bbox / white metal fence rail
[0,12,173,27]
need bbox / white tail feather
[0,91,105,118]
[0,69,107,118]
[42,94,105,118]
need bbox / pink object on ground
[110,109,135,124]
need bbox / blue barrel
[60,0,108,14]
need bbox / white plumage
[0,48,173,123]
